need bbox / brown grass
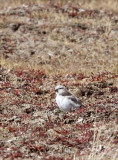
[0,0,118,76]
[1,0,118,11]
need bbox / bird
[55,85,82,112]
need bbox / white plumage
[55,85,82,112]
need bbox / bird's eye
[59,88,63,90]
[55,89,58,92]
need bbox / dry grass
[1,0,118,11]
[87,122,117,160]
[0,0,118,76]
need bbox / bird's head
[55,85,68,95]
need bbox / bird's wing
[68,96,82,106]
[61,91,72,96]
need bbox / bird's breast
[56,95,72,111]
[56,95,64,106]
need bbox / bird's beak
[55,89,58,92]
